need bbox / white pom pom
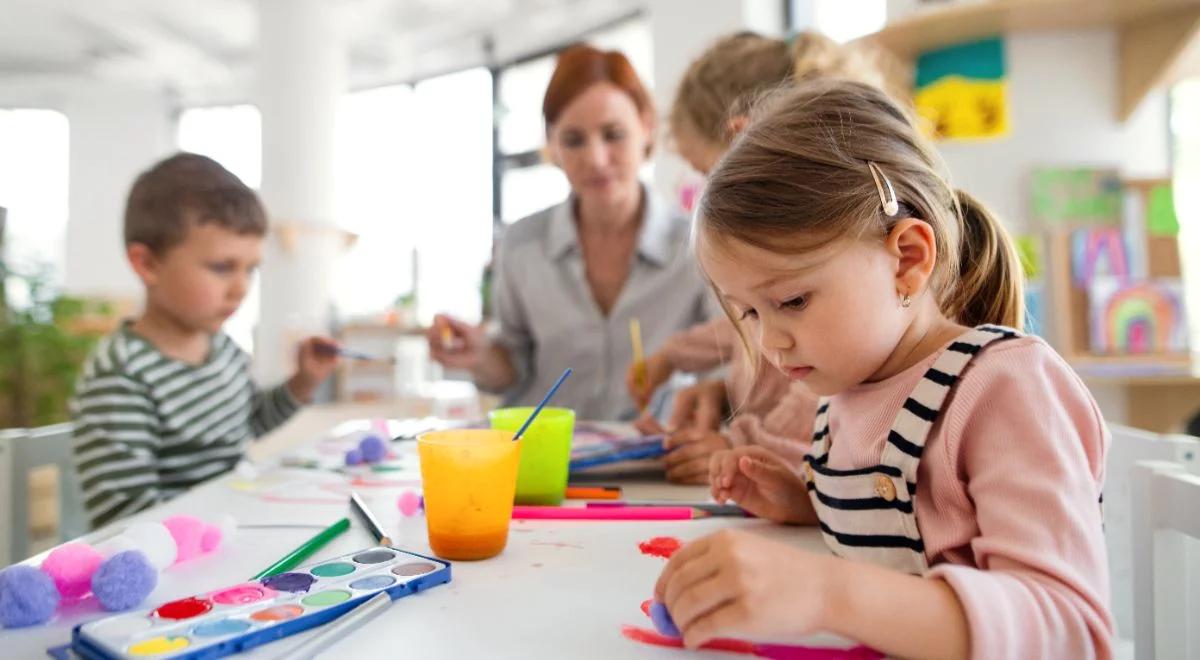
[215,514,238,544]
[95,534,139,560]
[123,522,177,570]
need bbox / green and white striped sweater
[71,322,300,528]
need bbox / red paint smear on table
[155,597,213,620]
[620,625,882,659]
[638,536,682,559]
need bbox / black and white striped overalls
[802,325,1020,574]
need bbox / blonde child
[654,80,1112,659]
[629,31,900,482]
[72,153,339,528]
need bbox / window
[0,109,70,305]
[332,84,417,322]
[177,105,262,188]
[176,105,262,351]
[791,0,887,43]
[409,67,494,324]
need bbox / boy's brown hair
[124,152,267,253]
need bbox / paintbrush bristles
[349,492,389,545]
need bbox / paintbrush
[350,491,393,546]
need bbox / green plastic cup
[488,407,575,505]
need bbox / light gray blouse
[487,185,714,421]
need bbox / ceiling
[0,0,642,104]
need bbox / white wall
[647,0,784,209]
[936,29,1170,233]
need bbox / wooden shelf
[863,0,1200,120]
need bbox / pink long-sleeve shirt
[822,334,1113,659]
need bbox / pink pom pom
[41,543,104,599]
[161,515,207,563]
[200,524,223,553]
[397,491,422,517]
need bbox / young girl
[654,80,1113,659]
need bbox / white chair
[1,423,88,564]
[1131,460,1200,660]
[1104,425,1200,642]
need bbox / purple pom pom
[0,566,60,628]
[359,435,386,463]
[91,551,157,612]
[649,601,680,638]
[344,448,363,466]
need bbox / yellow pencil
[630,318,646,399]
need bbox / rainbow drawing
[1088,278,1189,354]
[1071,227,1130,287]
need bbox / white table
[6,405,834,658]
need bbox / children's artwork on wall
[1015,234,1043,279]
[1024,283,1045,337]
[1088,278,1189,354]
[1031,168,1123,228]
[1147,184,1180,237]
[1070,227,1130,287]
[913,37,1007,140]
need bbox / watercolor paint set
[70,546,451,659]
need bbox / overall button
[874,475,897,501]
[804,463,816,483]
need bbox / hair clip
[867,162,899,217]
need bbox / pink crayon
[510,506,705,521]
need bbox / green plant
[0,261,105,428]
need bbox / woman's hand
[427,314,487,370]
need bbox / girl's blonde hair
[669,31,904,148]
[698,79,1024,331]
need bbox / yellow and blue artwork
[914,37,1008,140]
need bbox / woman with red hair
[428,45,712,423]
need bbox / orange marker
[564,486,622,500]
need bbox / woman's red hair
[542,44,655,128]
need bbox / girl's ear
[126,242,161,287]
[725,114,749,139]
[885,218,937,300]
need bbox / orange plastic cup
[417,429,520,560]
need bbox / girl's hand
[654,529,836,649]
[627,353,673,409]
[664,429,730,484]
[427,314,487,370]
[667,378,727,432]
[709,446,812,523]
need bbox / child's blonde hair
[669,31,904,148]
[698,79,1024,331]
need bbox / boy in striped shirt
[71,153,339,528]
